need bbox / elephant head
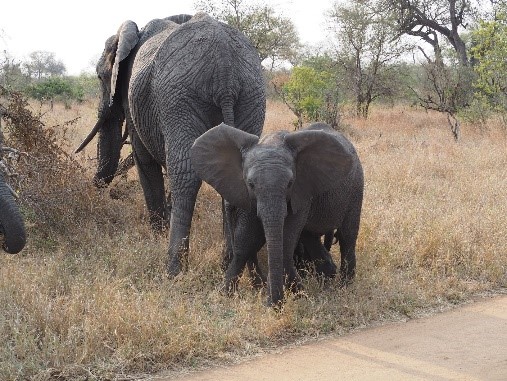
[190,123,354,305]
[0,176,26,254]
[75,20,140,186]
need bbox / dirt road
[160,294,507,381]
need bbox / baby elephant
[222,201,339,290]
[191,122,364,306]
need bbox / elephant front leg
[282,214,306,295]
[224,209,265,294]
[221,199,235,272]
[132,135,168,232]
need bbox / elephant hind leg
[166,173,202,277]
[336,213,360,285]
[298,230,337,279]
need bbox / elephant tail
[220,96,236,127]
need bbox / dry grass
[0,98,506,380]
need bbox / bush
[24,75,99,108]
[0,86,126,241]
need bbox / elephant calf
[191,122,364,306]
[222,201,338,291]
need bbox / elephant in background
[0,144,26,254]
[191,122,363,306]
[76,13,266,276]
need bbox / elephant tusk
[74,112,108,153]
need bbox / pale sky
[0,0,335,75]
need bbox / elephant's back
[153,13,263,96]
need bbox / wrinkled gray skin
[0,175,26,254]
[76,13,266,276]
[191,122,363,306]
[223,202,338,290]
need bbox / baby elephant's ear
[285,128,354,213]
[191,124,259,210]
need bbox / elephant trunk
[0,179,26,254]
[258,198,287,307]
[93,102,125,187]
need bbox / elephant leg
[323,230,336,251]
[245,255,266,289]
[225,209,265,294]
[166,175,201,277]
[223,200,266,287]
[336,210,361,285]
[221,199,235,272]
[132,134,168,232]
[293,239,309,276]
[299,230,337,279]
[282,214,307,294]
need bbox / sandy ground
[157,294,507,381]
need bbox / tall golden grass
[0,99,505,380]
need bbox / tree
[194,0,300,68]
[23,51,66,80]
[275,57,345,130]
[26,77,74,108]
[277,66,327,129]
[388,0,476,67]
[385,0,483,139]
[470,9,507,119]
[1,51,30,90]
[329,0,411,117]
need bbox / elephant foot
[167,237,189,277]
[246,261,266,289]
[265,295,284,311]
[287,280,303,296]
[337,277,353,288]
[338,259,356,287]
[266,282,285,310]
[338,271,355,288]
[221,246,233,273]
[249,271,266,289]
[315,259,337,279]
[223,276,240,296]
[285,272,303,296]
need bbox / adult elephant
[76,13,266,276]
[191,122,363,306]
[0,174,26,254]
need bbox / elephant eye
[247,180,255,190]
[287,179,294,189]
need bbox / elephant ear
[109,20,139,106]
[285,128,354,213]
[191,124,259,211]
